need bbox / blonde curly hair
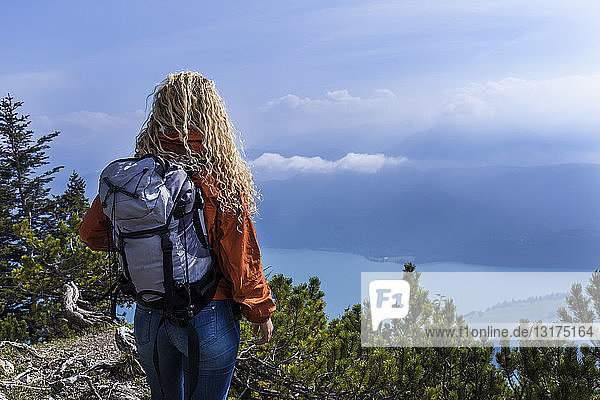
[135,71,260,221]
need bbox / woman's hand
[252,318,273,345]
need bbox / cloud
[30,109,146,182]
[260,74,600,143]
[251,152,407,179]
[264,89,402,131]
[442,75,600,131]
[258,88,435,147]
[263,88,414,128]
[267,88,397,110]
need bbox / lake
[119,247,592,323]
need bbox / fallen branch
[50,373,93,392]
[55,355,85,377]
[0,341,42,358]
[115,326,137,356]
[85,376,102,400]
[14,366,36,383]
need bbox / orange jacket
[79,133,276,323]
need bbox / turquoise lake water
[121,247,562,323]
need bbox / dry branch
[0,341,43,358]
[115,326,137,356]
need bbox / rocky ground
[0,325,150,400]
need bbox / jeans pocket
[226,300,241,337]
[133,306,153,346]
[193,303,217,347]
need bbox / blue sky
[2,1,600,191]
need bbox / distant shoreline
[260,245,593,271]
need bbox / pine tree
[0,94,63,340]
[230,265,509,398]
[0,97,19,298]
[11,172,113,341]
[53,170,89,224]
[0,156,17,304]
[0,153,16,258]
[0,94,63,237]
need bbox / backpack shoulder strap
[192,188,209,249]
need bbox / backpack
[98,154,220,398]
[99,153,220,318]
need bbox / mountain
[387,123,596,167]
[463,292,568,323]
[254,163,600,268]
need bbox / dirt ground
[0,325,149,400]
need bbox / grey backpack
[99,154,223,399]
[99,154,220,321]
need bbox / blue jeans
[134,299,240,400]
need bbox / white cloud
[260,88,433,143]
[266,88,397,113]
[442,75,600,131]
[260,74,600,145]
[31,109,146,173]
[251,152,407,178]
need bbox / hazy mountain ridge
[463,292,568,323]
[254,163,600,269]
[386,123,591,166]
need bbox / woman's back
[80,71,275,400]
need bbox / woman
[79,71,276,400]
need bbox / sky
[2,0,600,192]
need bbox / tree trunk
[61,281,111,329]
